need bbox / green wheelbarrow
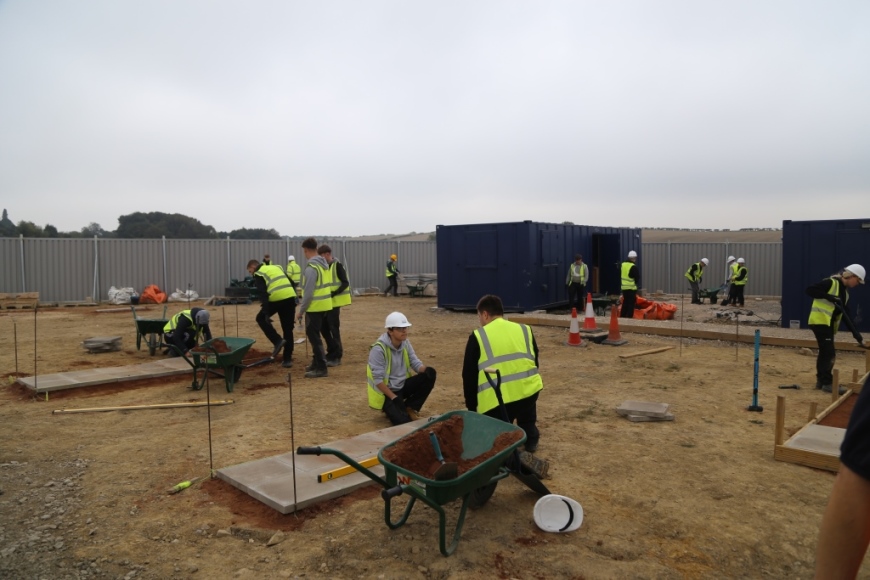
[131,305,169,356]
[181,337,256,392]
[298,410,526,556]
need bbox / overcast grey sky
[1,1,868,236]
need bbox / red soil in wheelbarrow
[191,339,231,353]
[382,414,523,480]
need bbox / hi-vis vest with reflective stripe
[621,262,637,290]
[285,260,301,286]
[254,264,296,302]
[163,310,202,341]
[685,262,703,283]
[329,261,352,307]
[733,266,748,286]
[729,262,739,280]
[367,341,411,409]
[567,263,588,285]
[305,263,334,312]
[473,318,543,415]
[385,260,397,277]
[808,278,845,331]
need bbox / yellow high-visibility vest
[253,264,296,302]
[621,262,637,291]
[473,318,543,415]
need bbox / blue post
[748,329,763,412]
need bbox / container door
[592,234,621,295]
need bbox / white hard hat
[195,310,210,326]
[727,255,736,263]
[737,257,745,264]
[533,494,583,533]
[628,250,637,258]
[385,312,412,328]
[701,258,709,266]
[845,264,866,284]
[288,255,295,261]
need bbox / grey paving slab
[616,401,671,418]
[17,358,191,393]
[217,418,431,513]
[786,424,845,455]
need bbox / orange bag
[139,284,167,304]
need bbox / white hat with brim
[533,494,583,533]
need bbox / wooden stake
[833,369,840,404]
[53,400,234,414]
[618,346,675,359]
[775,395,786,447]
[807,401,818,423]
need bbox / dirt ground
[1,296,869,579]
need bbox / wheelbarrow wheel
[468,481,497,510]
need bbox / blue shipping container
[436,221,642,311]
[782,218,870,332]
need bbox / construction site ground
[1,295,869,579]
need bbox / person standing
[722,256,738,305]
[806,264,866,392]
[462,294,544,453]
[163,307,212,356]
[247,258,296,367]
[295,237,335,378]
[565,254,589,312]
[383,253,399,297]
[620,251,640,319]
[728,258,748,307]
[366,312,436,425]
[285,254,302,295]
[685,258,709,304]
[318,244,350,367]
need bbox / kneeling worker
[367,312,437,425]
[164,307,212,356]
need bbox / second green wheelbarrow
[131,305,169,356]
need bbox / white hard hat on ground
[845,264,866,284]
[288,255,295,261]
[737,258,745,264]
[701,258,709,266]
[385,312,412,328]
[727,255,736,263]
[533,494,583,533]
[628,251,638,258]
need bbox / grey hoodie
[368,332,424,393]
[297,255,331,316]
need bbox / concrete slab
[217,418,431,513]
[617,401,671,418]
[786,424,845,455]
[17,358,192,393]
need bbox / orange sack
[619,296,677,320]
[139,284,167,304]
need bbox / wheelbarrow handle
[296,446,322,456]
[381,486,404,501]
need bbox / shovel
[483,367,551,496]
[428,431,458,480]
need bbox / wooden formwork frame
[774,351,870,472]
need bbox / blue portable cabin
[436,221,641,312]
[782,218,870,332]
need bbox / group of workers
[683,255,748,306]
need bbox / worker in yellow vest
[366,312,436,425]
[565,254,589,312]
[295,237,335,378]
[685,258,709,304]
[462,294,544,453]
[806,264,866,392]
[163,308,212,356]
[620,250,639,318]
[383,254,399,297]
[247,258,297,367]
[728,258,748,307]
[285,254,302,294]
[318,244,351,366]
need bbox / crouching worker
[164,308,212,356]
[367,312,436,425]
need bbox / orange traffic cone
[582,294,597,330]
[602,304,627,346]
[566,308,582,346]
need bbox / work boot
[519,451,549,479]
[524,440,539,453]
[406,407,421,421]
[281,360,293,368]
[821,384,847,395]
[326,358,341,367]
[815,380,824,390]
[304,368,328,379]
[271,339,286,359]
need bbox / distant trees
[220,228,281,240]
[116,212,218,239]
[0,209,16,236]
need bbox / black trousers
[729,285,745,307]
[688,280,700,303]
[322,307,343,361]
[384,275,398,296]
[811,324,836,386]
[256,298,295,362]
[165,330,196,354]
[383,369,437,425]
[621,290,637,318]
[568,284,587,312]
[304,311,329,370]
[484,391,540,448]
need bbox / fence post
[19,234,26,292]
[92,235,99,302]
[162,236,168,293]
